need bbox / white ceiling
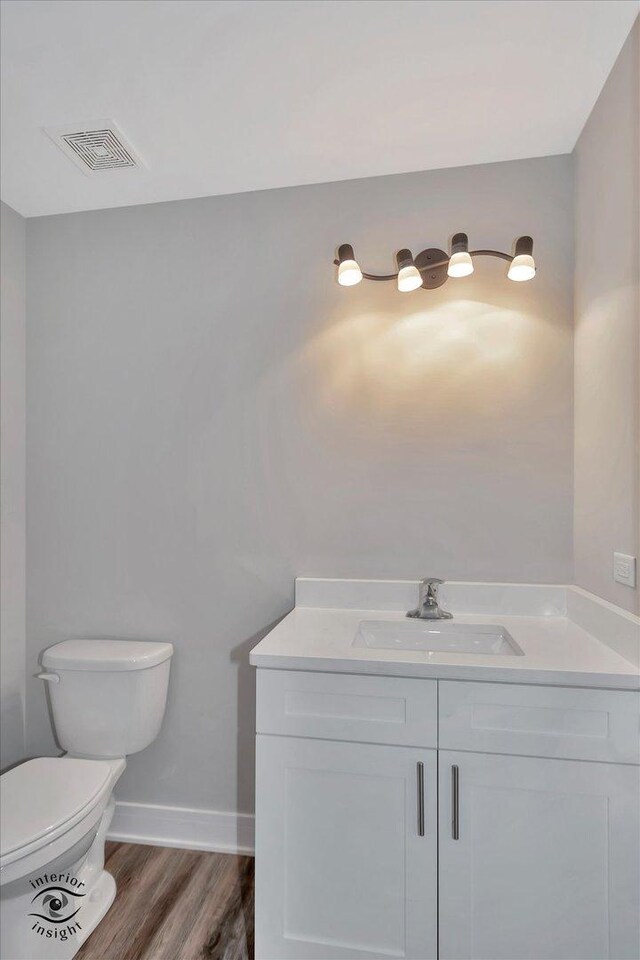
[1,0,638,218]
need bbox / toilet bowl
[0,757,124,960]
[0,639,173,960]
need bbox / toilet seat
[0,757,115,882]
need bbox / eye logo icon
[29,886,85,923]
[42,891,69,918]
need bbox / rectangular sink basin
[353,620,524,656]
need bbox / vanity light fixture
[334,234,536,290]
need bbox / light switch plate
[613,553,637,588]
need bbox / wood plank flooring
[76,842,254,960]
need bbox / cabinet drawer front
[439,681,640,763]
[257,670,437,747]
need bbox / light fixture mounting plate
[414,248,448,289]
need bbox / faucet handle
[421,577,444,597]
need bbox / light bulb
[447,251,474,278]
[397,264,422,292]
[508,236,535,281]
[447,232,474,278]
[338,259,363,286]
[395,248,422,292]
[336,243,363,286]
[508,254,536,282]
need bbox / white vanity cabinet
[255,670,640,960]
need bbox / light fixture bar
[469,250,513,262]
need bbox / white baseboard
[108,801,255,856]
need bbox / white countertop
[250,580,640,689]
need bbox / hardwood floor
[76,842,254,960]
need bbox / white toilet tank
[41,639,174,759]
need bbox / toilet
[0,639,173,960]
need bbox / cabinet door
[255,735,437,960]
[439,750,640,960]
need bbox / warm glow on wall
[304,299,539,443]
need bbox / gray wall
[26,155,574,812]
[1,201,27,770]
[574,19,639,614]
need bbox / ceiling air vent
[44,120,145,175]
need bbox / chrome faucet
[407,578,453,620]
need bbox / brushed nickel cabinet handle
[452,764,460,840]
[417,761,425,837]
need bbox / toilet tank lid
[42,639,174,671]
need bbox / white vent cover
[44,120,145,175]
